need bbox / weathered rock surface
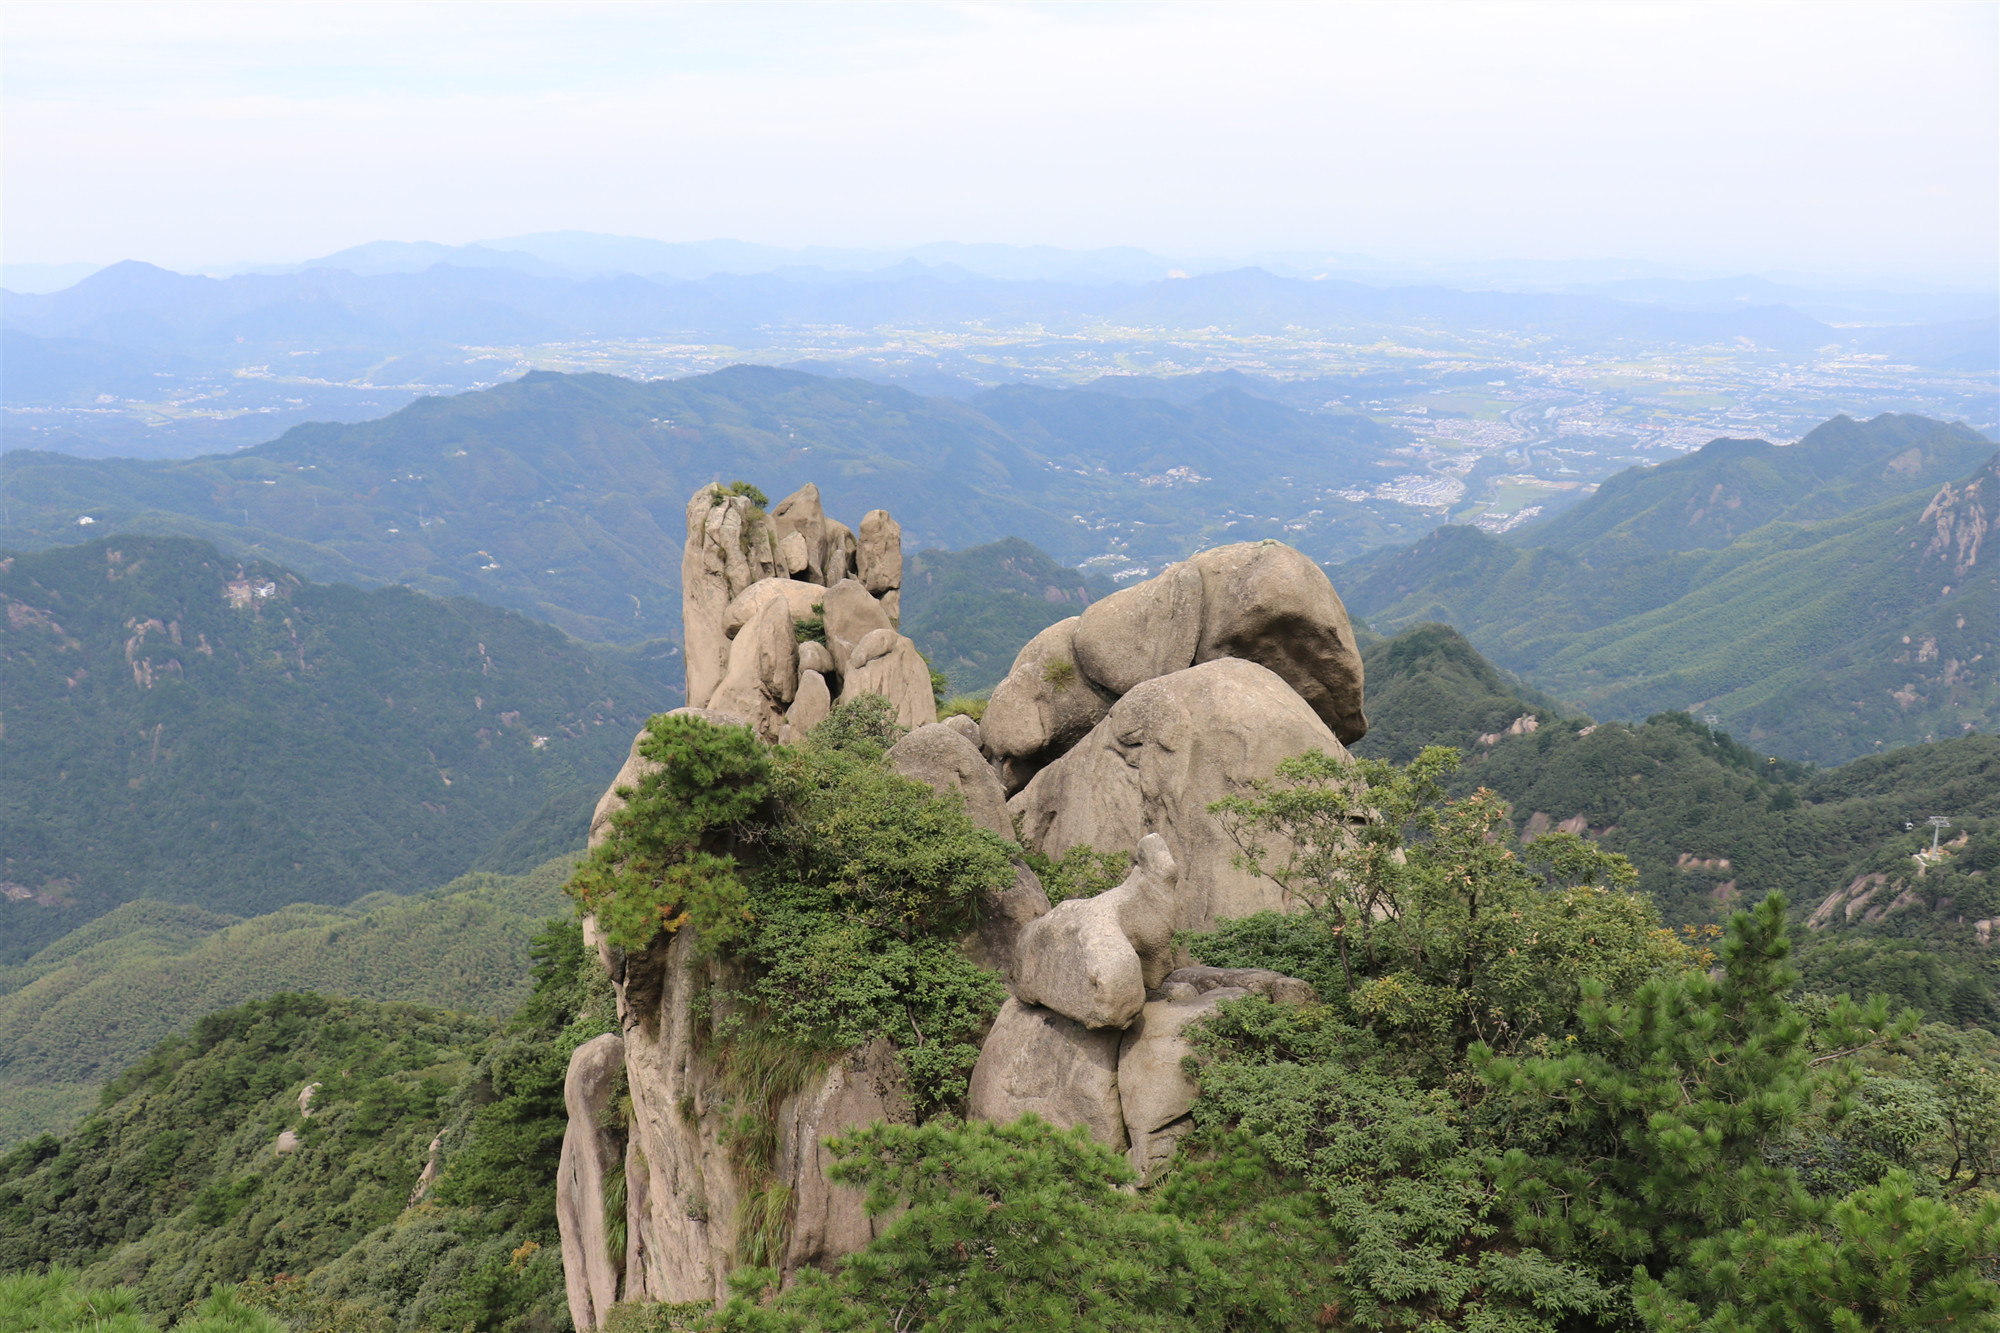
[1189,542,1367,744]
[940,713,981,747]
[980,618,1115,793]
[608,931,747,1308]
[775,1038,914,1277]
[771,483,832,585]
[1011,658,1347,934]
[783,669,832,742]
[887,723,1013,840]
[839,633,938,730]
[1158,966,1315,1007]
[967,997,1126,1148]
[1072,562,1204,695]
[1012,834,1179,1029]
[820,577,892,671]
[1116,990,1244,1185]
[796,639,836,677]
[558,1032,628,1331]
[857,509,902,594]
[848,626,898,671]
[683,486,781,708]
[724,577,826,638]
[705,597,800,741]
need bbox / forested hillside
[0,366,1412,645]
[0,925,614,1333]
[0,536,672,962]
[1342,417,1997,762]
[0,857,573,1147]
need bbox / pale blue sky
[4,1,1994,284]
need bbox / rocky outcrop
[558,1033,629,1331]
[887,723,1012,840]
[1010,658,1347,934]
[565,515,1356,1315]
[775,1039,914,1274]
[1187,542,1367,744]
[1117,989,1243,1185]
[981,542,1366,788]
[681,484,928,733]
[682,487,782,710]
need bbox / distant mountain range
[0,366,1413,642]
[1340,413,1998,763]
[6,258,1991,457]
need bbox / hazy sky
[5,1,1995,284]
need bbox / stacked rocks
[682,481,935,739]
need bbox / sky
[4,0,1996,285]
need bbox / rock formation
[558,505,1354,1328]
[681,483,935,737]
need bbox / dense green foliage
[713,1117,1340,1333]
[1456,710,2000,1028]
[1341,417,1997,763]
[0,535,673,963]
[1349,622,1566,764]
[0,856,573,1147]
[1178,753,1999,1332]
[0,1268,285,1332]
[898,537,1112,693]
[0,917,614,1332]
[570,700,1013,1113]
[0,367,1409,648]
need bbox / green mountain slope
[1348,622,1570,764]
[0,366,1416,645]
[1520,413,1993,560]
[0,535,671,962]
[1342,438,1997,763]
[0,857,573,1147]
[1462,717,1999,1026]
[1332,624,1997,1027]
[899,537,1114,694]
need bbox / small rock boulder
[858,509,902,594]
[783,669,833,743]
[771,483,833,585]
[821,577,892,670]
[1158,966,1315,1007]
[724,577,826,638]
[839,633,938,731]
[797,639,837,677]
[967,998,1126,1149]
[1011,834,1179,1029]
[887,723,1013,840]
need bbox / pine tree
[1474,894,1893,1271]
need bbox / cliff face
[557,484,1369,1328]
